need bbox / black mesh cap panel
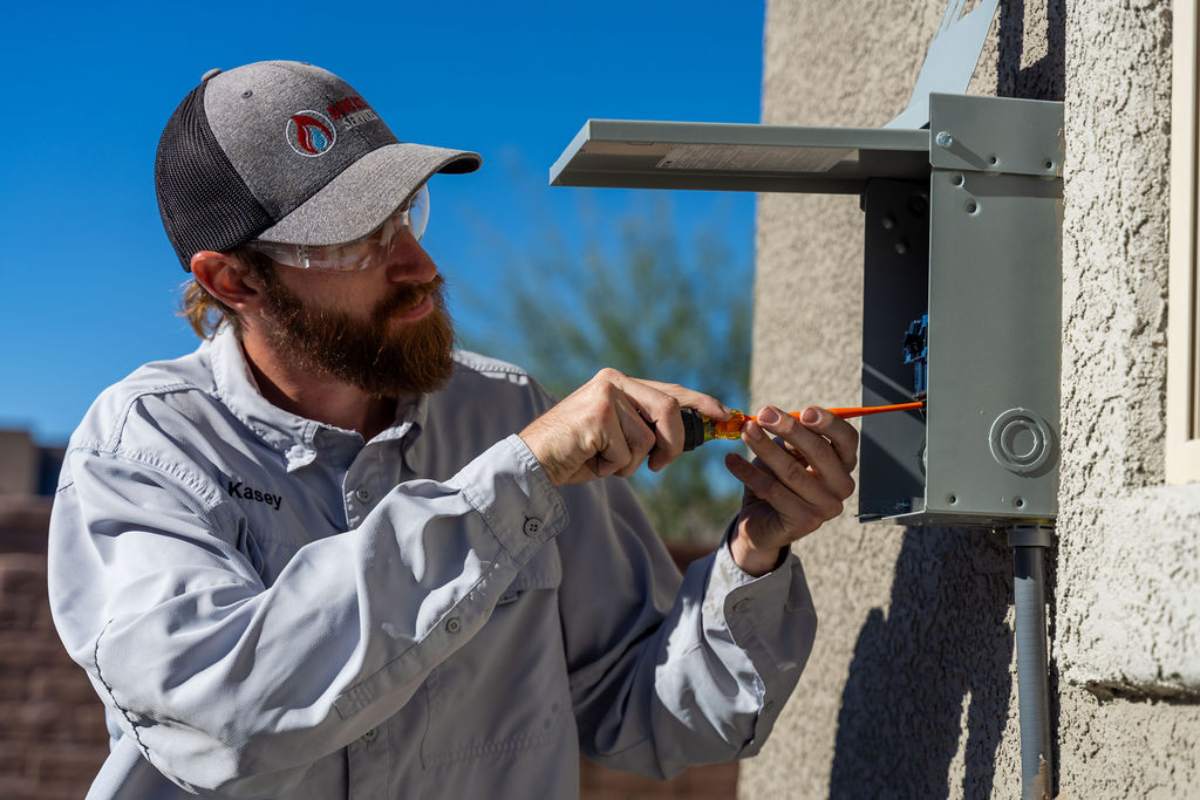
[155,84,274,271]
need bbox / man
[48,61,858,799]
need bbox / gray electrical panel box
[549,3,1063,527]
[857,95,1063,526]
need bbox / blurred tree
[459,198,752,544]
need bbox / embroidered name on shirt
[227,480,283,511]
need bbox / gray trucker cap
[154,60,481,271]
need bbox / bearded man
[47,61,858,799]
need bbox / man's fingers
[742,421,846,517]
[724,452,825,538]
[605,374,687,470]
[590,391,633,478]
[588,368,740,477]
[753,408,856,500]
[636,378,731,422]
[798,407,859,472]
[609,394,656,478]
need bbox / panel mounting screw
[935,131,953,148]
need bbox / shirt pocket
[419,542,572,770]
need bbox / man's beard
[256,269,457,399]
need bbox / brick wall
[580,758,737,799]
[0,432,736,798]
[0,496,108,800]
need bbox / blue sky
[0,1,764,443]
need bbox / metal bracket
[929,93,1066,177]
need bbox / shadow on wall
[829,529,1014,798]
[996,0,1066,100]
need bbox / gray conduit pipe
[1008,524,1054,800]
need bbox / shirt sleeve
[558,474,817,779]
[47,433,565,799]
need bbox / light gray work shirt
[47,324,817,799]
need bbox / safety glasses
[247,183,430,271]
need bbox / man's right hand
[519,368,732,486]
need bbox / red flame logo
[286,111,336,157]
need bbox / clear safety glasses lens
[247,184,430,272]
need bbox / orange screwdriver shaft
[821,401,926,420]
[681,402,926,449]
[733,401,925,431]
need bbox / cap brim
[254,142,481,246]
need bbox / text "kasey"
[227,480,283,511]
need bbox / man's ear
[190,250,264,312]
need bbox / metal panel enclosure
[859,94,1064,526]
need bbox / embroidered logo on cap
[327,95,379,130]
[286,110,337,157]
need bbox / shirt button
[523,517,543,537]
[362,727,378,743]
[445,617,462,634]
[355,488,371,502]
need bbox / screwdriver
[680,402,925,451]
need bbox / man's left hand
[723,405,859,576]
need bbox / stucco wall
[741,1,1200,797]
[1056,0,1200,696]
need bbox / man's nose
[385,237,439,285]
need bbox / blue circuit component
[902,314,929,397]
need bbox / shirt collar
[208,325,429,471]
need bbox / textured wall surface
[1056,0,1200,695]
[740,1,1200,797]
